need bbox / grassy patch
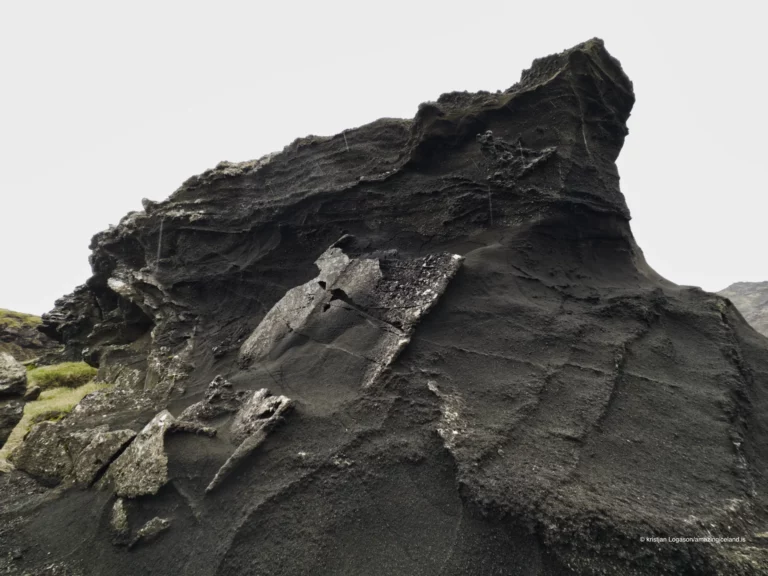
[0,381,111,464]
[27,362,98,390]
[0,309,42,330]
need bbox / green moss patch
[27,362,98,390]
[0,381,111,466]
[0,309,42,330]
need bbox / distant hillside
[0,308,61,362]
[718,281,768,337]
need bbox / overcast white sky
[1,1,765,315]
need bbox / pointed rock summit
[3,39,768,575]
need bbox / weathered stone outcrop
[0,353,27,447]
[129,517,171,549]
[9,422,72,486]
[9,421,136,487]
[239,236,462,388]
[3,39,768,575]
[0,400,23,447]
[105,411,175,498]
[0,353,26,398]
[178,375,246,422]
[206,388,293,492]
[0,309,62,363]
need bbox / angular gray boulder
[0,400,24,447]
[9,422,72,486]
[105,410,175,498]
[0,352,26,398]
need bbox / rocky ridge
[719,282,768,338]
[0,309,62,364]
[1,39,768,575]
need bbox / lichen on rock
[8,421,135,487]
[105,410,175,498]
[0,352,27,398]
[9,421,72,485]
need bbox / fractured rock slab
[9,422,72,486]
[9,422,137,487]
[206,389,293,493]
[71,428,136,487]
[239,236,462,388]
[106,410,175,498]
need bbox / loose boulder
[0,352,26,398]
[0,399,24,446]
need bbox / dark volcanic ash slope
[719,282,768,337]
[2,39,768,575]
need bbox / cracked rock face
[129,517,171,549]
[206,388,293,492]
[105,410,175,498]
[9,422,136,487]
[4,39,768,575]
[178,375,247,422]
[71,428,136,488]
[9,422,72,486]
[239,236,462,388]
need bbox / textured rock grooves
[3,38,768,575]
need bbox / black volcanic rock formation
[2,39,768,575]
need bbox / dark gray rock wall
[2,39,768,575]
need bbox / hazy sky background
[1,1,765,315]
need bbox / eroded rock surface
[0,400,24,447]
[239,237,462,389]
[71,428,136,487]
[106,410,175,498]
[3,39,768,575]
[178,375,246,422]
[206,388,293,492]
[109,498,130,545]
[9,422,72,486]
[9,421,136,487]
[0,352,26,398]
